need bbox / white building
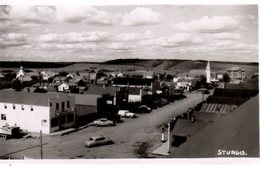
[0,91,75,134]
[205,61,211,83]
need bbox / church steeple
[205,61,211,83]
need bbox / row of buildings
[0,75,162,134]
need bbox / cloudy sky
[0,5,258,62]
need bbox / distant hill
[0,59,258,73]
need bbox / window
[51,118,59,127]
[56,103,59,110]
[1,114,6,120]
[50,102,52,107]
[62,102,65,111]
[67,101,70,108]
[4,104,7,109]
[13,104,16,110]
[21,105,24,111]
[67,114,74,123]
[31,106,34,111]
[60,116,66,124]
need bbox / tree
[223,73,230,83]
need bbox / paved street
[0,91,206,159]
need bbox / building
[112,77,160,92]
[127,87,148,103]
[89,69,97,83]
[0,91,75,134]
[74,93,117,126]
[226,67,246,80]
[58,82,77,93]
[205,61,211,83]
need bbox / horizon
[0,4,258,63]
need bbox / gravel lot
[0,92,206,159]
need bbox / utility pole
[167,121,171,153]
[40,130,43,159]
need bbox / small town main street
[0,91,206,159]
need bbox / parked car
[118,110,136,118]
[136,105,152,113]
[84,136,114,147]
[93,118,114,127]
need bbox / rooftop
[171,94,259,158]
[226,67,245,71]
[0,90,71,106]
[85,86,120,96]
[113,77,155,86]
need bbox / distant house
[0,73,6,87]
[41,71,57,81]
[89,69,97,83]
[58,82,77,93]
[0,91,75,134]
[173,77,194,91]
[52,76,67,84]
[226,67,246,81]
[0,73,5,81]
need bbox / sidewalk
[50,123,93,136]
[151,140,172,156]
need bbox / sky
[0,4,258,62]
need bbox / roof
[85,86,120,96]
[59,82,77,87]
[225,83,258,90]
[171,95,259,157]
[113,77,154,86]
[89,69,96,73]
[0,90,71,106]
[226,67,245,72]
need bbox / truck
[0,124,20,140]
[118,110,136,118]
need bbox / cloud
[56,6,120,25]
[174,16,239,33]
[39,31,111,43]
[37,42,97,52]
[107,42,133,50]
[122,7,160,26]
[1,5,55,24]
[208,32,241,40]
[0,32,27,48]
[113,32,153,42]
[139,33,203,48]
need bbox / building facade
[0,91,75,134]
[226,67,246,80]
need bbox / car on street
[136,105,152,113]
[93,118,114,127]
[84,136,114,147]
[118,110,136,118]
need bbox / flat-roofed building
[0,91,75,134]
